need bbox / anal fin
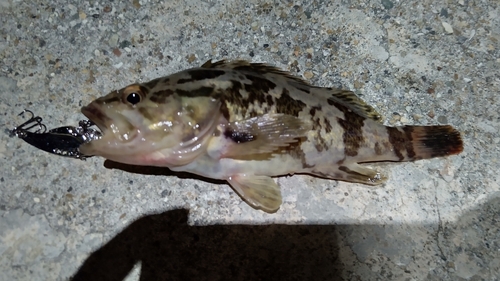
[338,163,387,185]
[227,174,282,213]
[313,163,387,186]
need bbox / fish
[80,60,464,213]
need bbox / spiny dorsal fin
[201,59,311,87]
[324,88,383,122]
[200,59,218,68]
[202,60,383,122]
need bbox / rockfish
[80,60,463,212]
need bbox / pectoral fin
[219,113,311,159]
[227,174,282,213]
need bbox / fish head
[79,83,220,166]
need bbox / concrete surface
[1,0,499,280]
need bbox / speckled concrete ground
[1,0,499,280]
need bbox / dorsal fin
[202,60,383,122]
[322,88,383,122]
[200,59,218,68]
[201,59,311,87]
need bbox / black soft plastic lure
[10,110,101,159]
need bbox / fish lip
[81,104,107,133]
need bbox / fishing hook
[10,110,101,159]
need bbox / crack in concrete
[434,182,447,262]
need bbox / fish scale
[79,59,463,213]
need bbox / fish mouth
[81,103,138,143]
[81,104,108,133]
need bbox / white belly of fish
[170,153,304,180]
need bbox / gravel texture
[1,0,499,280]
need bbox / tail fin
[384,125,463,162]
[405,125,463,160]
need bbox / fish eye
[126,92,141,105]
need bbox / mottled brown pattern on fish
[386,127,412,161]
[176,87,214,98]
[309,105,332,132]
[275,88,306,117]
[385,125,462,161]
[308,105,329,152]
[265,95,274,107]
[312,133,329,152]
[204,60,314,98]
[287,140,314,169]
[136,85,150,97]
[245,75,277,96]
[219,99,231,121]
[327,90,383,122]
[213,61,311,87]
[296,86,310,94]
[83,104,111,123]
[403,127,416,159]
[311,116,321,131]
[323,118,332,133]
[177,69,226,84]
[309,106,321,121]
[244,84,268,106]
[138,106,154,121]
[329,99,365,157]
[142,77,167,90]
[219,79,277,121]
[219,80,247,120]
[95,96,120,105]
[149,89,174,103]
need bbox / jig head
[10,110,101,160]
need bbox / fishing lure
[10,110,101,159]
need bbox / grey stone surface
[0,0,499,280]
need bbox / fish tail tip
[410,125,464,159]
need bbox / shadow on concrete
[104,160,227,185]
[71,209,341,281]
[74,161,500,280]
